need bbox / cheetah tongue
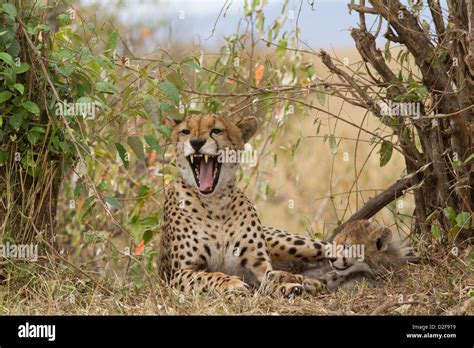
[199,158,214,192]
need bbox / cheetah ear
[237,117,258,143]
[163,114,182,128]
[375,227,392,251]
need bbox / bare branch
[327,177,413,241]
[347,3,378,15]
[318,49,423,167]
[328,163,432,240]
[427,0,446,42]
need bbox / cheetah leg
[263,226,329,263]
[262,227,330,295]
[233,247,308,298]
[170,269,251,296]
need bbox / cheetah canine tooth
[190,155,194,163]
[204,155,209,163]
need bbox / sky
[80,0,369,50]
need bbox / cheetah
[158,114,329,298]
[272,220,419,291]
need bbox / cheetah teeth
[190,155,194,163]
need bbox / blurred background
[24,0,419,284]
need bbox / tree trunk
[329,0,474,242]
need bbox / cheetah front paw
[276,283,304,299]
[302,277,326,296]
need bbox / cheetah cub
[271,220,419,291]
[158,115,331,298]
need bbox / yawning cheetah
[158,115,330,297]
[157,114,415,297]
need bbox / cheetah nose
[190,138,206,152]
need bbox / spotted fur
[273,220,419,291]
[157,115,328,297]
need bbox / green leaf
[7,39,20,57]
[30,125,46,133]
[431,224,442,242]
[136,185,149,200]
[158,81,180,105]
[0,52,15,66]
[276,37,287,58]
[463,152,474,164]
[58,65,75,76]
[105,196,122,210]
[158,125,172,138]
[167,70,185,90]
[143,96,161,127]
[21,150,36,167]
[137,216,158,227]
[455,212,471,229]
[127,136,144,161]
[443,207,456,226]
[22,101,40,116]
[115,143,129,168]
[108,31,119,51]
[143,229,153,244]
[27,131,41,145]
[0,149,7,166]
[144,135,163,154]
[96,81,117,94]
[13,63,30,74]
[328,135,337,155]
[0,91,13,104]
[96,182,108,191]
[74,183,83,198]
[316,84,325,106]
[159,102,172,113]
[13,83,24,94]
[425,210,439,223]
[416,86,429,99]
[57,13,71,27]
[379,141,393,167]
[182,57,201,71]
[9,113,23,131]
[80,195,97,221]
[291,138,301,159]
[1,3,17,17]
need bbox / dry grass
[1,242,472,315]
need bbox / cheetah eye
[211,128,223,135]
[180,129,190,135]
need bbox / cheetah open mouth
[186,154,222,194]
